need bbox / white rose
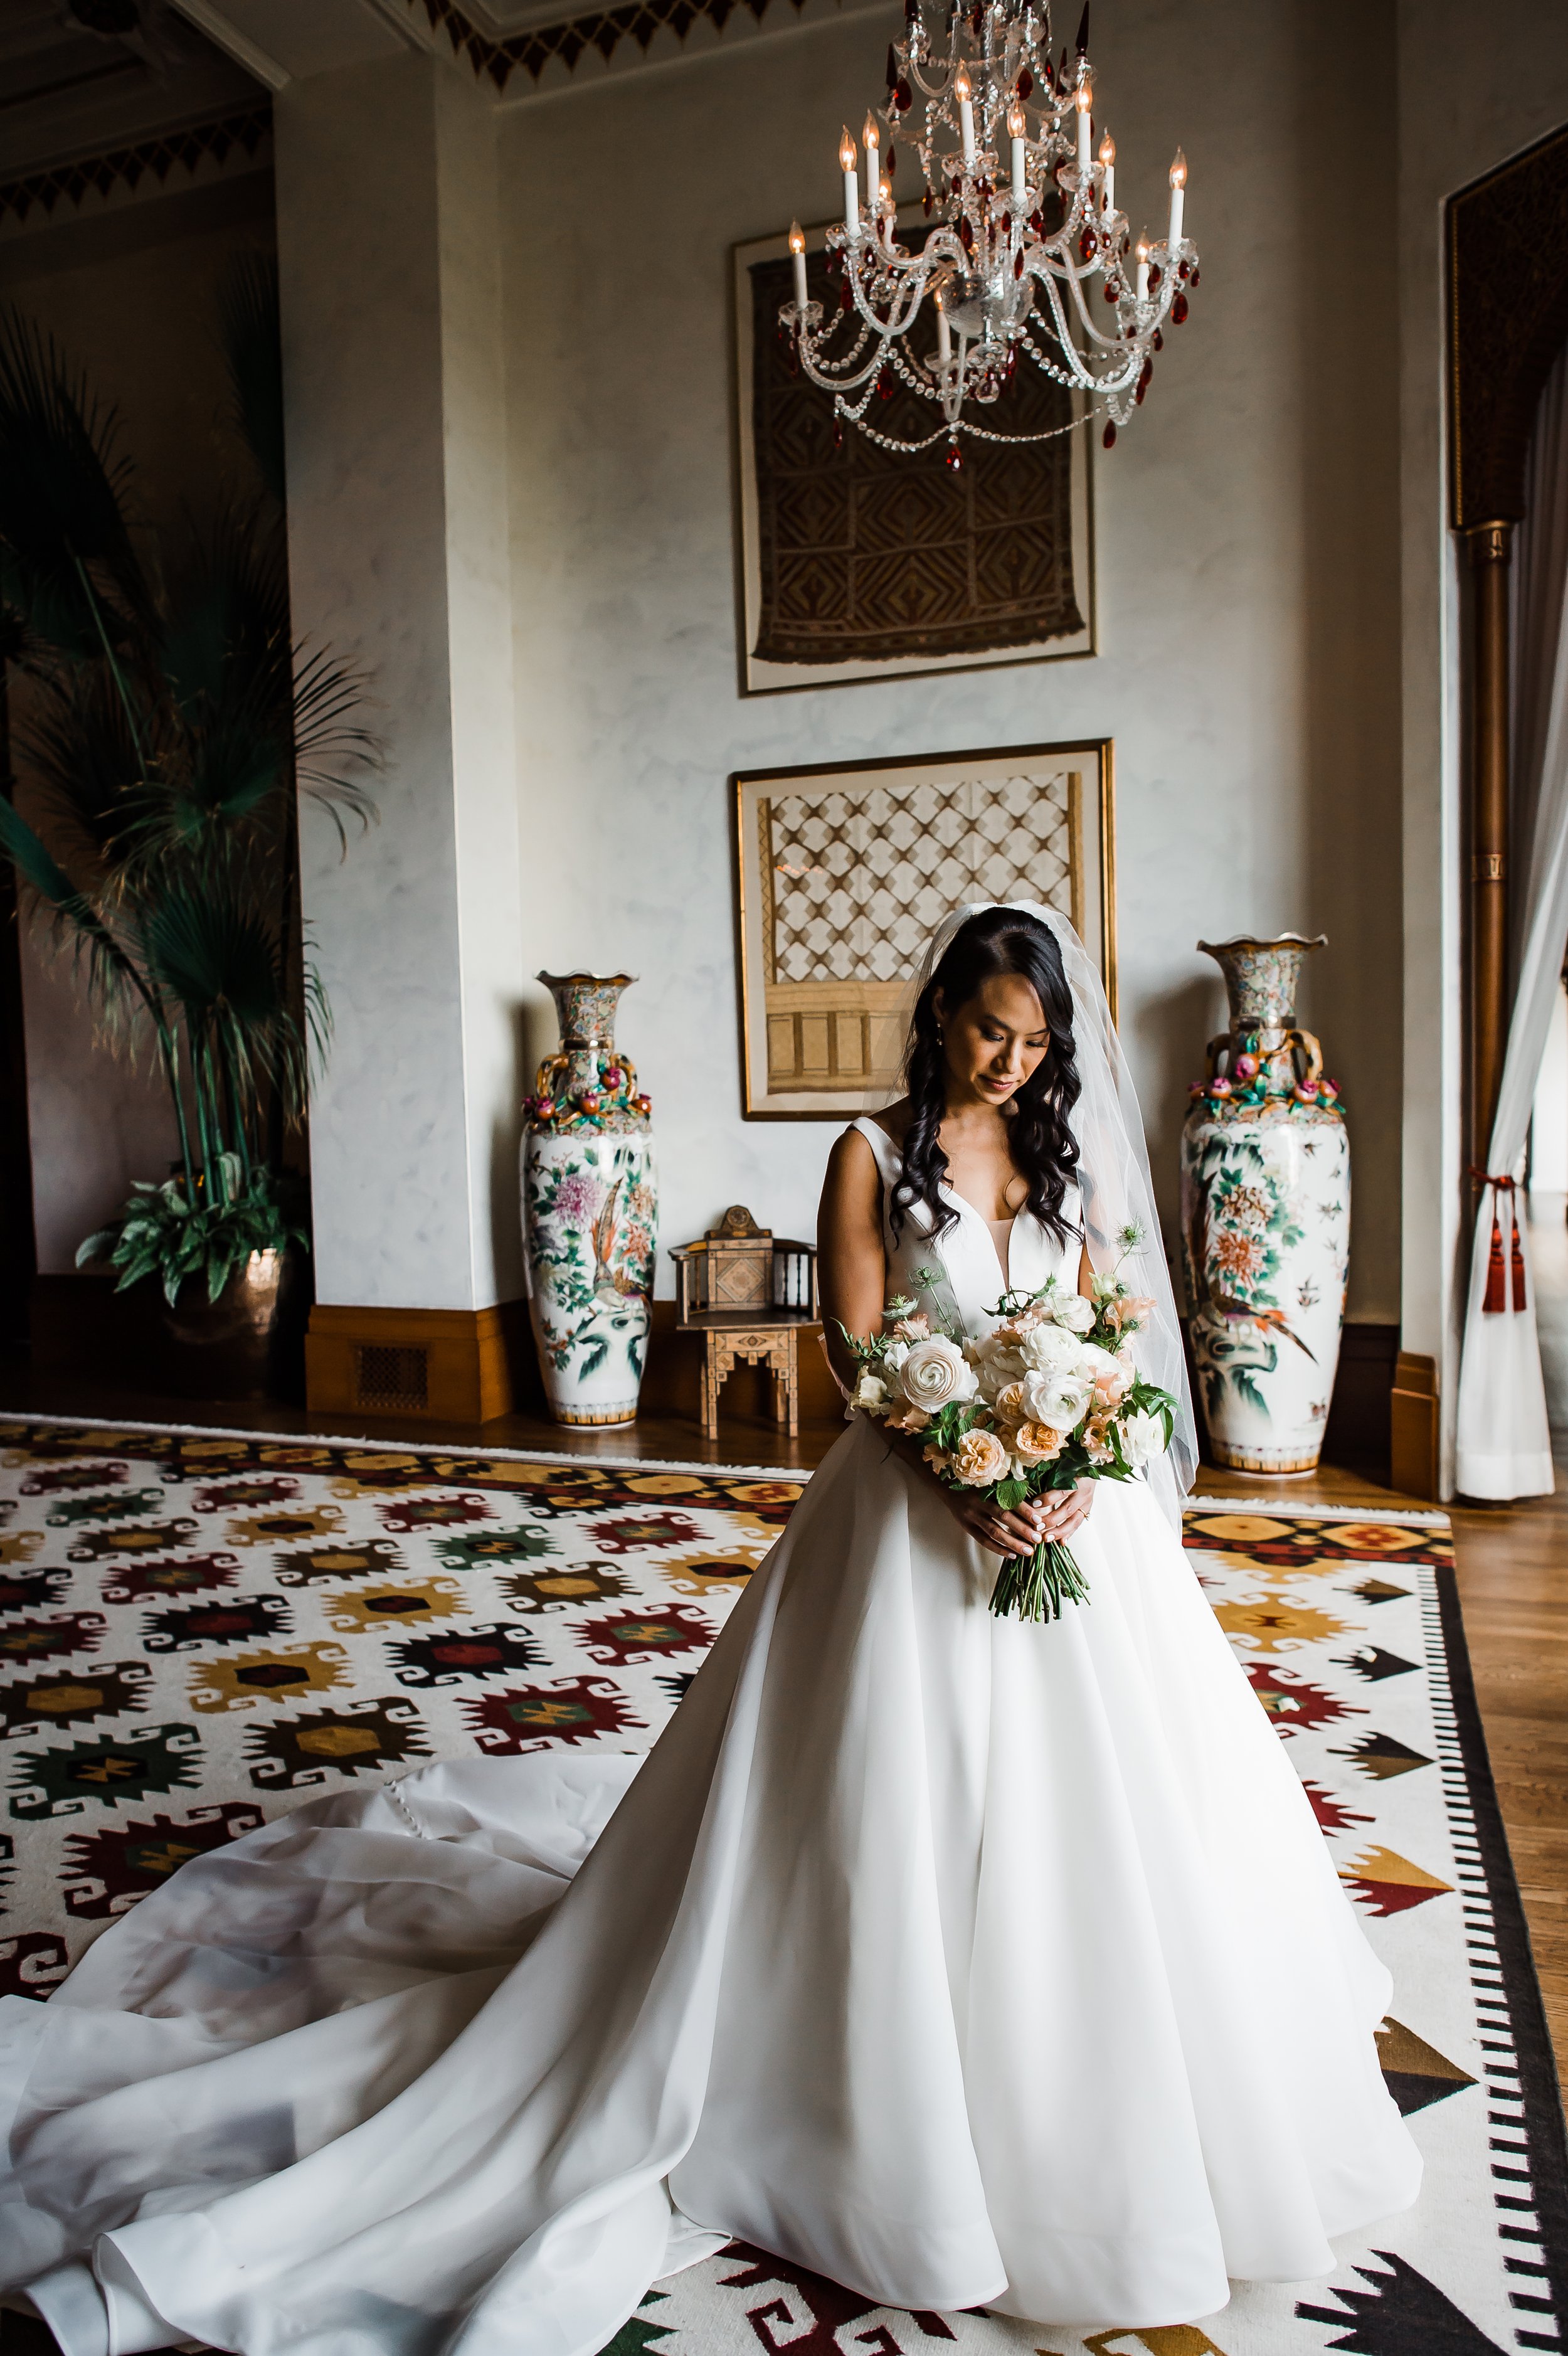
[894,1335,979,1410]
[1021,1368,1093,1432]
[1020,1321,1081,1373]
[1077,1343,1124,1386]
[853,1372,889,1411]
[881,1340,911,1374]
[1049,1292,1096,1334]
[1120,1408,1165,1468]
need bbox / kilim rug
[0,1418,1565,2356]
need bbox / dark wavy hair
[889,906,1082,1247]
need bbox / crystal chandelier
[782,2,1197,467]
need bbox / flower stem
[988,1538,1091,1624]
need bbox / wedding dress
[0,922,1421,2356]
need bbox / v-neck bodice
[850,1116,1081,1337]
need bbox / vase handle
[1290,1028,1323,1086]
[1204,1032,1232,1079]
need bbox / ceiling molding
[0,103,273,236]
[164,0,292,88]
[400,0,822,92]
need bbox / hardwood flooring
[1,1354,1564,2106]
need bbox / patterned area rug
[0,1418,1564,2356]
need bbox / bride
[0,902,1419,2356]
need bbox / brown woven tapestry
[748,247,1083,667]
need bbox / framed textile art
[733,222,1096,694]
[733,741,1116,1118]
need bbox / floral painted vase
[521,974,656,1426]
[1179,935,1350,1475]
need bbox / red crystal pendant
[1178,258,1190,280]
[945,440,963,471]
[833,414,845,449]
[1135,356,1152,405]
[1103,279,1118,302]
[1147,262,1162,292]
[840,278,854,311]
[1014,248,1025,279]
[1153,327,1163,351]
[1017,65,1033,98]
[960,216,975,252]
[1172,290,1189,324]
[923,186,934,215]
[1078,226,1096,263]
[1191,266,1200,285]
[896,78,912,110]
[1102,420,1117,448]
[877,366,894,400]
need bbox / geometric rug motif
[0,1423,1564,2355]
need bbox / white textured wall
[276,51,524,1312]
[500,0,1406,1312]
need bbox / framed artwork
[733,220,1096,696]
[733,740,1116,1119]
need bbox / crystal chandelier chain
[783,1,1197,467]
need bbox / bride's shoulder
[824,1103,906,1195]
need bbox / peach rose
[1012,1421,1064,1465]
[886,1404,931,1433]
[993,1380,1029,1426]
[893,1313,931,1340]
[950,1427,1012,1487]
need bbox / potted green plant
[0,260,376,1398]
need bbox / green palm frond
[0,308,151,654]
[20,663,146,866]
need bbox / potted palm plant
[0,260,376,1399]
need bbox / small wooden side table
[669,1210,820,1442]
[684,1310,820,1441]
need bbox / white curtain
[1454,345,1568,1499]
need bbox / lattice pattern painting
[736,746,1113,1117]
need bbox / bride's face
[935,974,1051,1111]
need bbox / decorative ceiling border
[0,104,273,233]
[407,0,801,89]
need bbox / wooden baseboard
[304,1298,843,1434]
[305,1302,531,1425]
[1389,1349,1440,1502]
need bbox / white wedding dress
[0,1115,1420,2356]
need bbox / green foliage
[79,1165,309,1307]
[0,284,379,1303]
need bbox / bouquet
[839,1225,1179,1624]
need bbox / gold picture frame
[734,740,1116,1120]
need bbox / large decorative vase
[521,974,657,1426]
[1179,934,1350,1475]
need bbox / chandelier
[782,2,1196,467]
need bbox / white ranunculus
[1020,1320,1081,1373]
[1021,1368,1093,1432]
[853,1372,889,1411]
[1049,1292,1096,1334]
[894,1335,979,1410]
[1077,1343,1124,1385]
[1120,1408,1165,1468]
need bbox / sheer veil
[908,900,1197,1526]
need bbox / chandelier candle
[789,221,808,312]
[840,127,859,236]
[783,0,1198,462]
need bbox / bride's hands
[942,1482,1094,1557]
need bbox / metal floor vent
[354,1344,429,1412]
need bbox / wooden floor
[2,1355,1565,2100]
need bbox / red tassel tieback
[1471,1170,1527,1314]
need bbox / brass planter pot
[156,1246,309,1404]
